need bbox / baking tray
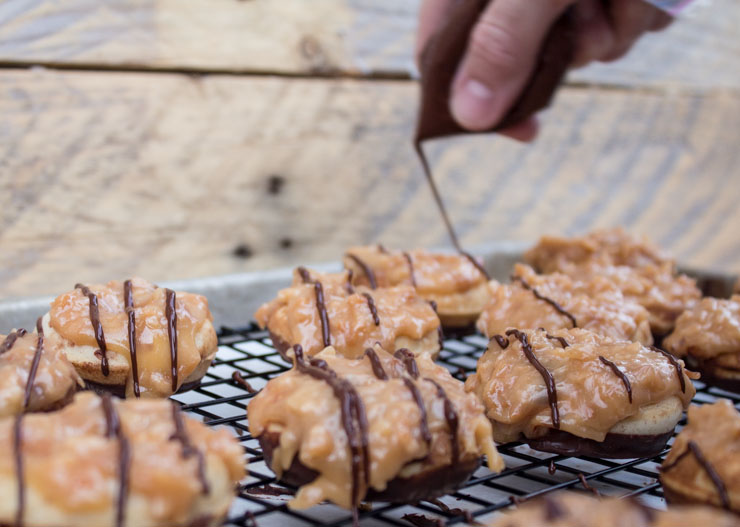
[0,242,737,526]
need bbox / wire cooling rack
[170,324,740,527]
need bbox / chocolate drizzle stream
[363,348,388,380]
[402,377,432,447]
[0,328,27,355]
[512,276,578,328]
[461,251,490,280]
[123,280,141,398]
[297,266,312,284]
[506,329,560,429]
[22,318,46,410]
[545,333,569,348]
[663,440,730,510]
[76,283,110,376]
[361,292,380,326]
[649,346,686,393]
[13,414,24,527]
[598,356,633,403]
[165,288,179,392]
[170,403,210,494]
[293,345,369,509]
[346,269,355,295]
[314,281,331,347]
[491,335,509,349]
[394,348,419,379]
[232,371,257,393]
[403,251,417,287]
[346,253,377,289]
[424,378,460,462]
[101,394,130,527]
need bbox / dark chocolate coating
[525,429,674,459]
[83,378,203,398]
[258,431,481,503]
[415,0,575,142]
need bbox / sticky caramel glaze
[255,269,441,359]
[0,392,245,527]
[524,229,701,335]
[485,492,740,527]
[477,264,653,345]
[661,401,740,514]
[248,345,502,510]
[47,277,216,398]
[465,328,696,444]
[0,330,82,418]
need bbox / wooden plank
[0,68,738,301]
[0,0,738,90]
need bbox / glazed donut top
[663,296,740,362]
[0,392,245,527]
[0,325,82,418]
[254,268,441,359]
[661,400,740,513]
[248,344,503,510]
[47,277,214,398]
[477,264,653,345]
[465,328,697,443]
[485,492,739,527]
[343,245,488,295]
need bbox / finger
[601,0,661,62]
[416,0,457,67]
[450,0,575,131]
[499,116,539,142]
[571,0,616,67]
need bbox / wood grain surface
[1,68,738,300]
[0,0,738,90]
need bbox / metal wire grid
[169,324,740,527]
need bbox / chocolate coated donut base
[525,429,674,459]
[83,378,203,398]
[259,431,481,504]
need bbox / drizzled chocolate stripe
[123,280,141,398]
[428,301,444,352]
[403,252,417,287]
[663,441,730,510]
[22,318,46,410]
[101,394,130,527]
[491,335,509,349]
[598,356,633,404]
[297,266,312,284]
[460,251,490,280]
[361,293,380,326]
[314,282,331,347]
[394,348,419,379]
[346,253,377,289]
[170,403,210,494]
[511,276,577,328]
[649,346,686,393]
[545,333,569,348]
[363,348,388,380]
[346,269,355,295]
[75,283,110,376]
[401,377,432,447]
[165,289,179,392]
[377,244,389,254]
[293,345,369,507]
[0,328,27,355]
[506,329,560,429]
[423,378,460,462]
[13,414,24,527]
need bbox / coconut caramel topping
[248,344,503,511]
[47,277,216,398]
[0,392,245,527]
[477,264,653,345]
[524,228,701,335]
[465,328,697,444]
[254,269,441,359]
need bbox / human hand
[416,0,673,141]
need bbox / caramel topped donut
[248,344,503,512]
[0,392,245,527]
[255,268,442,360]
[465,328,697,457]
[486,492,739,526]
[0,322,82,418]
[477,264,653,345]
[343,246,489,328]
[524,228,701,335]
[663,296,740,392]
[45,278,217,398]
[661,400,740,514]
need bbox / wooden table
[0,0,738,300]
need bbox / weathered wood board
[0,0,738,91]
[1,68,738,300]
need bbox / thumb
[451,0,574,131]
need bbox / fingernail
[451,79,497,131]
